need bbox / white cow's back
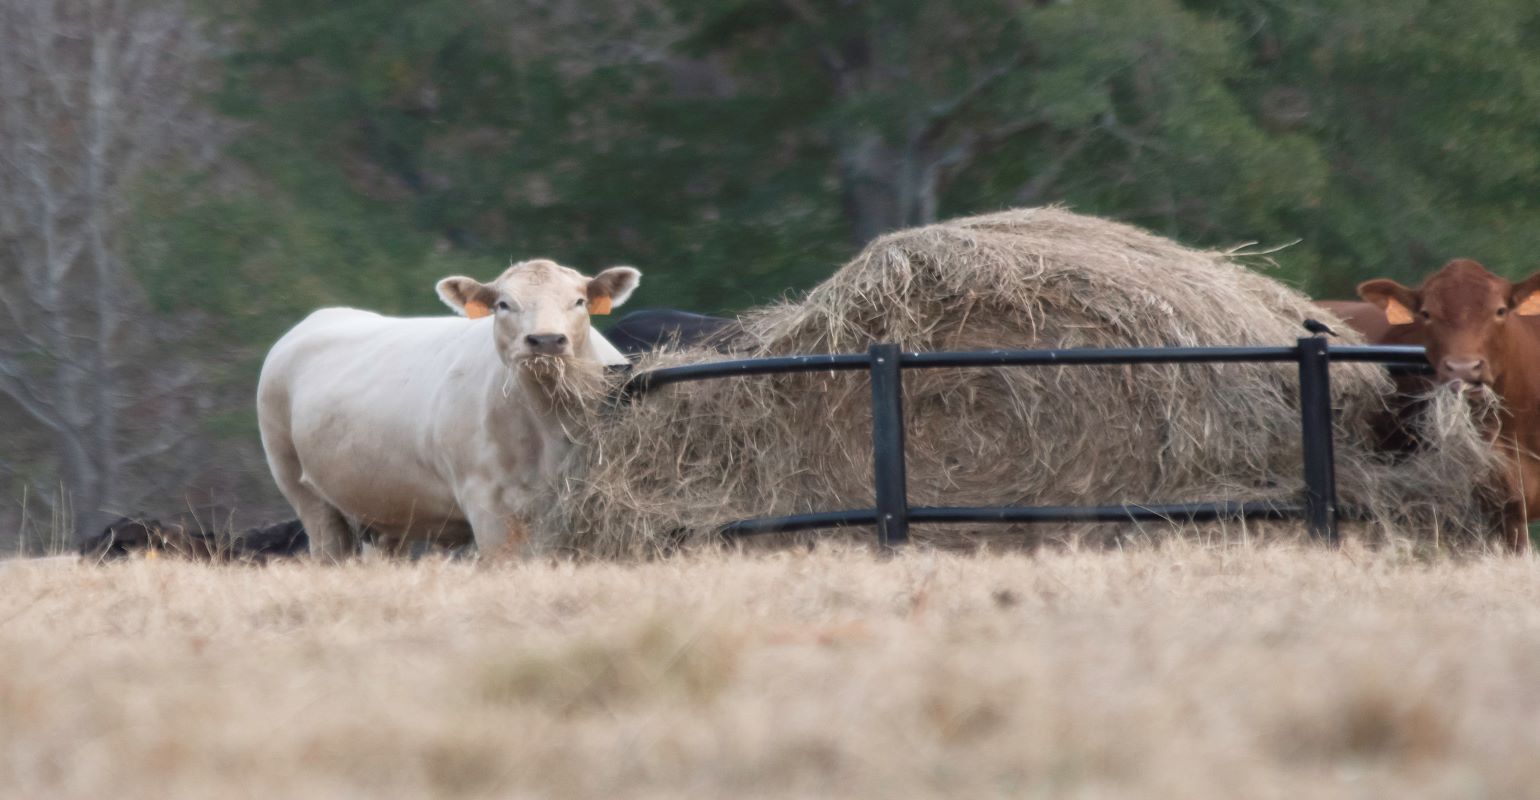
[259,309,493,530]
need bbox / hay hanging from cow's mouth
[541,207,1505,557]
[517,353,606,417]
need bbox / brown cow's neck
[1494,321,1540,448]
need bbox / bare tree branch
[25,2,79,115]
[0,360,67,435]
[116,430,189,468]
[915,49,1031,147]
[110,365,201,410]
[1099,111,1168,157]
[1015,126,1098,205]
[0,293,50,353]
[777,0,850,78]
[928,115,1048,180]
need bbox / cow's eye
[1419,310,1431,321]
[1498,306,1509,318]
[575,298,586,308]
[496,301,511,312]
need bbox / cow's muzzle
[524,333,571,356]
[1440,357,1486,386]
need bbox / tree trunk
[0,0,217,540]
[86,23,120,529]
[54,352,108,532]
[834,128,944,246]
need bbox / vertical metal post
[1297,336,1340,543]
[869,343,910,549]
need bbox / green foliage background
[121,0,1540,439]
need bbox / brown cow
[1344,259,1540,551]
[1314,299,1432,454]
[1315,300,1405,348]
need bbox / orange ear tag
[589,296,612,316]
[464,300,492,319]
[1384,298,1415,326]
[1516,293,1540,317]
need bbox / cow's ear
[436,277,498,319]
[586,267,641,316]
[1357,279,1419,326]
[1511,273,1540,316]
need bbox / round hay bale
[545,207,1503,556]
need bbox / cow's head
[1358,259,1540,388]
[435,259,640,367]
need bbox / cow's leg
[297,501,357,562]
[1492,457,1536,554]
[1507,457,1540,554]
[1509,522,1532,554]
[466,507,533,562]
[263,433,358,562]
[1502,504,1534,554]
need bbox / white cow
[257,259,639,560]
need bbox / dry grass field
[3,540,1540,799]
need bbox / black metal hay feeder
[620,339,1431,550]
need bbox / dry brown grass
[4,541,1540,798]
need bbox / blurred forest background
[5,0,1540,548]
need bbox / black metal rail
[621,340,1431,549]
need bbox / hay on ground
[543,208,1504,557]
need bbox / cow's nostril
[1442,358,1486,380]
[525,333,570,352]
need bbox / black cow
[231,519,309,561]
[79,515,308,563]
[603,309,737,357]
[78,516,168,561]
